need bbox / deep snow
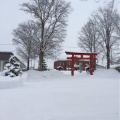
[0,68,119,120]
[0,75,23,89]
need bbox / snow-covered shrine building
[54,60,89,71]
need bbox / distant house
[54,60,89,70]
[0,52,26,71]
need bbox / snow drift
[0,76,23,89]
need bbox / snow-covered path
[0,69,119,120]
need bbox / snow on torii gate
[65,51,97,76]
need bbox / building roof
[55,59,71,62]
[0,52,13,60]
[0,51,26,68]
[65,51,97,55]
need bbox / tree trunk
[38,51,44,71]
[93,57,96,70]
[106,29,110,69]
[93,34,96,70]
[106,45,110,69]
[41,52,44,71]
[38,21,44,71]
[27,57,30,70]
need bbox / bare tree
[78,19,101,54]
[110,20,120,64]
[21,0,72,71]
[92,0,120,69]
[12,20,38,70]
[78,18,102,69]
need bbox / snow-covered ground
[0,68,119,120]
[0,75,23,89]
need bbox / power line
[0,44,14,45]
[0,44,80,48]
[61,46,79,48]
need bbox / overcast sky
[0,0,120,68]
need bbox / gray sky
[0,0,120,68]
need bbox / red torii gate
[65,51,97,76]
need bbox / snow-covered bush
[1,55,22,77]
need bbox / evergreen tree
[2,56,22,77]
[42,59,47,71]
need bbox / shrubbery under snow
[1,55,22,77]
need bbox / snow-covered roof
[74,64,79,67]
[57,66,63,68]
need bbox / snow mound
[27,70,63,81]
[62,68,119,78]
[93,68,119,78]
[0,76,23,89]
[110,64,120,68]
[27,68,119,82]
